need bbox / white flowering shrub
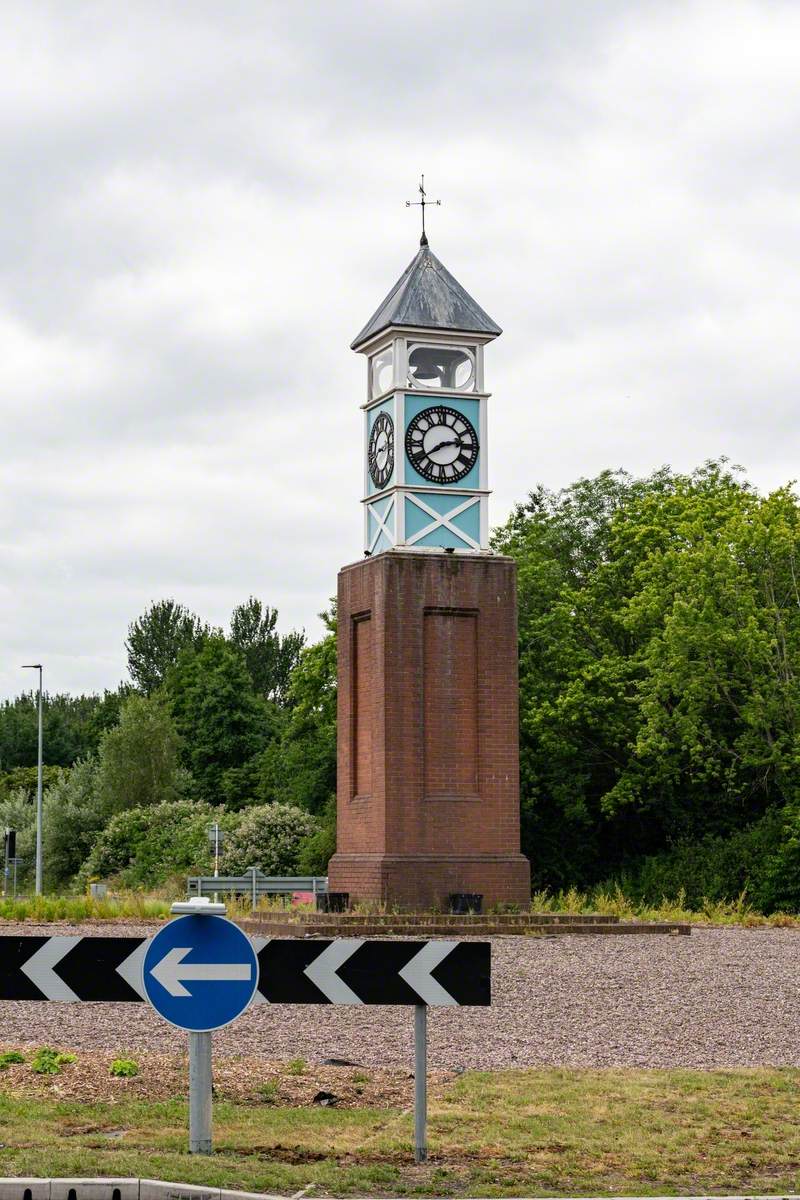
[219,803,317,875]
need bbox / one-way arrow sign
[0,935,490,1006]
[150,946,254,998]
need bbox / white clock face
[368,411,394,489]
[405,405,479,484]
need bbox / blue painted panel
[368,495,395,550]
[412,526,471,550]
[367,398,396,496]
[405,494,481,549]
[404,394,481,491]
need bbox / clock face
[368,411,394,490]
[405,405,479,484]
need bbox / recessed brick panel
[423,609,478,797]
[352,614,373,799]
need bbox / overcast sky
[2,0,799,699]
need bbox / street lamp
[21,664,43,895]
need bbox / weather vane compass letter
[406,174,441,246]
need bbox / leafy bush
[80,800,227,887]
[31,1048,76,1075]
[219,804,317,875]
[110,1057,139,1077]
[0,1051,25,1069]
[296,795,336,874]
[620,809,786,911]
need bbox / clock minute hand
[429,436,461,454]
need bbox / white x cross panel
[405,493,480,550]
[368,496,395,553]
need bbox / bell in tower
[328,192,531,911]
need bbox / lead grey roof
[351,241,502,350]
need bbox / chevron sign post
[0,928,490,1163]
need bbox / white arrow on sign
[20,935,80,1002]
[150,946,253,998]
[304,938,364,1004]
[398,941,458,1006]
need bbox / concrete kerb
[0,1185,286,1200]
[50,1183,139,1200]
[1,1189,799,1200]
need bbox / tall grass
[529,883,798,925]
[0,894,172,922]
[0,885,795,925]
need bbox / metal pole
[414,1004,428,1164]
[213,824,219,905]
[12,860,17,900]
[188,1031,212,1154]
[35,667,43,895]
[251,866,256,912]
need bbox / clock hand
[428,436,461,454]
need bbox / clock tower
[327,226,531,910]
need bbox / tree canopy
[493,460,800,897]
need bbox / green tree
[494,461,800,891]
[0,692,111,769]
[126,599,210,695]
[94,693,188,815]
[259,606,336,815]
[229,597,305,704]
[165,637,274,808]
[41,758,106,889]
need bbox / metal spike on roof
[351,244,501,350]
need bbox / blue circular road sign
[142,915,259,1032]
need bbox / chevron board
[0,936,490,1006]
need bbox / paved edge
[0,1185,797,1200]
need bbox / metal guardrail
[187,869,329,909]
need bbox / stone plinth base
[328,852,531,910]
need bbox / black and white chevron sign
[0,936,490,1006]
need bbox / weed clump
[30,1048,76,1075]
[110,1058,139,1078]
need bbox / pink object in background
[292,892,315,907]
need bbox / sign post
[189,1030,213,1154]
[141,898,259,1155]
[414,1004,427,1163]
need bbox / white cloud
[2,0,800,697]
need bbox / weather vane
[406,174,441,246]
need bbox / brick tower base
[328,550,531,910]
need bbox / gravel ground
[2,923,800,1070]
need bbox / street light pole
[22,664,43,895]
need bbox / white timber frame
[359,325,497,555]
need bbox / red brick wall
[329,550,531,906]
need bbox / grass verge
[0,1068,799,1196]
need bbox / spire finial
[406,174,441,246]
